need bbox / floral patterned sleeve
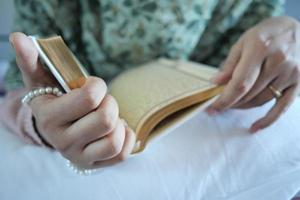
[190,0,285,67]
[4,0,82,91]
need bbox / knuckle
[275,50,288,62]
[234,80,247,94]
[107,135,123,157]
[81,77,107,110]
[254,36,269,52]
[81,89,101,110]
[100,96,119,133]
[101,111,117,133]
[105,95,119,112]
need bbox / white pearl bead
[53,87,59,95]
[39,88,46,95]
[28,91,34,98]
[57,91,63,97]
[21,97,28,104]
[33,89,40,97]
[45,87,52,94]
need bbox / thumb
[9,32,56,88]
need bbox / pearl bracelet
[22,87,64,104]
[66,160,95,176]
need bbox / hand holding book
[9,32,136,169]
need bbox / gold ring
[268,85,282,99]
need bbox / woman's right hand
[10,32,136,169]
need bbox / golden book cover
[31,36,223,153]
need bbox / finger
[9,32,56,88]
[207,39,266,114]
[91,124,136,169]
[233,57,279,107]
[250,84,298,133]
[211,40,242,85]
[235,85,274,109]
[30,76,107,125]
[81,119,126,163]
[234,52,297,108]
[65,95,119,149]
[236,73,292,109]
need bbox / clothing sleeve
[191,0,285,67]
[2,0,63,145]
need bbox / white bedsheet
[1,98,300,200]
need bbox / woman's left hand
[206,16,300,133]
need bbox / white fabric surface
[1,98,300,200]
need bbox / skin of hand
[206,16,300,133]
[9,32,136,169]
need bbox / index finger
[206,39,267,114]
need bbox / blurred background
[0,0,300,93]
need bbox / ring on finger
[268,85,282,99]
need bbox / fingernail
[206,107,219,116]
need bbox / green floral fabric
[5,0,284,90]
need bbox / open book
[31,36,223,153]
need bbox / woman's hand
[10,32,136,169]
[206,16,300,133]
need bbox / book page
[109,59,218,132]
